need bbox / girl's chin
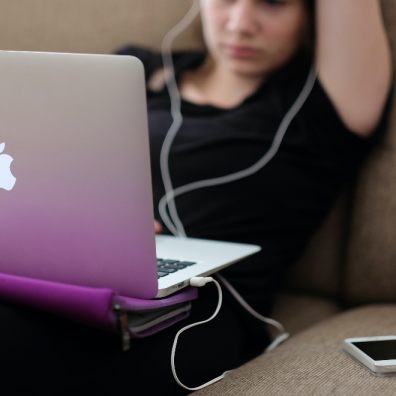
[225,61,270,78]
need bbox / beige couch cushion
[346,147,396,305]
[271,292,340,335]
[193,305,396,396]
[0,0,203,53]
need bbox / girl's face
[200,0,310,78]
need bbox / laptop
[0,50,260,299]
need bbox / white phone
[343,335,396,374]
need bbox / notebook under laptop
[0,50,260,299]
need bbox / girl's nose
[225,1,260,35]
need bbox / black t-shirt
[116,46,391,313]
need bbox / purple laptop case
[0,272,198,337]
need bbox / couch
[1,0,395,394]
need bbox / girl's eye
[262,0,286,6]
[213,0,287,8]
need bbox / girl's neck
[179,56,266,109]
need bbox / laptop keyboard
[157,258,197,279]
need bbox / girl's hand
[154,220,162,234]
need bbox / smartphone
[343,336,396,374]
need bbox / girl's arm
[316,0,393,136]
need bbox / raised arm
[316,0,393,136]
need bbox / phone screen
[352,340,396,361]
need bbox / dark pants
[0,284,270,395]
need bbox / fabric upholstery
[193,305,396,396]
[346,147,396,305]
[0,0,203,53]
[271,292,340,336]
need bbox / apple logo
[0,142,16,191]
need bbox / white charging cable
[171,276,234,391]
[215,273,289,352]
[172,275,289,391]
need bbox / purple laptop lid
[0,51,158,299]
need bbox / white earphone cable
[159,62,317,235]
[159,0,200,237]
